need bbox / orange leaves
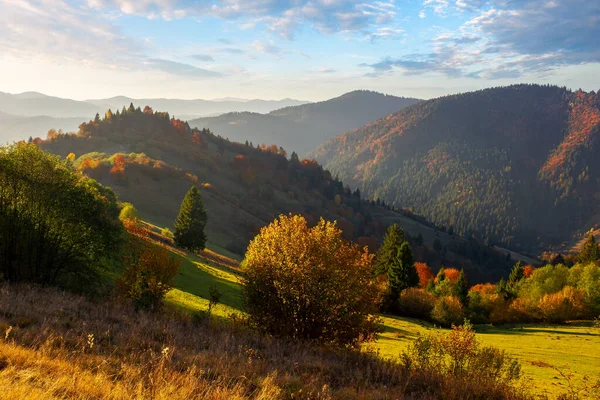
[192,132,205,146]
[523,265,535,278]
[110,154,126,179]
[538,286,587,323]
[143,105,154,115]
[443,268,461,283]
[79,157,100,171]
[469,283,497,295]
[415,262,434,288]
[540,91,600,189]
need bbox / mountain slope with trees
[34,105,524,283]
[189,90,420,155]
[310,85,600,252]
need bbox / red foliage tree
[444,267,461,283]
[415,262,434,288]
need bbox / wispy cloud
[145,59,224,78]
[363,0,600,79]
[192,54,215,62]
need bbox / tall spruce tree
[454,269,468,306]
[374,224,405,276]
[383,241,418,312]
[174,186,207,252]
[579,233,599,264]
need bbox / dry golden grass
[0,284,528,399]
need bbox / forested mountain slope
[189,90,420,155]
[310,85,600,251]
[36,105,522,282]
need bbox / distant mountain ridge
[190,90,421,155]
[85,96,308,118]
[310,84,600,252]
[0,91,308,142]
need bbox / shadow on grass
[474,323,599,337]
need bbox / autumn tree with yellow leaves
[242,214,381,346]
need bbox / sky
[0,0,598,101]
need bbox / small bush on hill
[242,214,381,346]
[401,321,523,399]
[431,296,465,326]
[118,221,181,310]
[161,227,174,240]
[119,202,140,222]
[398,288,436,320]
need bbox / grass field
[164,245,600,399]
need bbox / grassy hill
[42,222,600,399]
[160,232,600,399]
[310,85,600,253]
[189,90,420,155]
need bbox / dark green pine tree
[383,241,418,312]
[578,233,599,264]
[174,186,208,252]
[290,151,300,164]
[374,224,405,276]
[94,113,101,123]
[454,269,468,306]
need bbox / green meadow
[164,245,600,399]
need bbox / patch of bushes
[431,296,465,326]
[398,288,436,320]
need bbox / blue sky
[0,0,598,101]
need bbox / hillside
[37,106,525,283]
[310,85,600,252]
[189,90,420,155]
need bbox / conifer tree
[454,269,468,306]
[290,151,300,163]
[374,224,405,276]
[94,113,101,123]
[508,261,524,284]
[579,233,599,264]
[174,186,207,252]
[382,241,418,312]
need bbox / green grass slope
[162,234,600,399]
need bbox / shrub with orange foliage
[523,265,535,278]
[443,268,461,283]
[538,286,588,323]
[469,283,497,295]
[79,157,100,171]
[110,154,126,179]
[415,262,434,288]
